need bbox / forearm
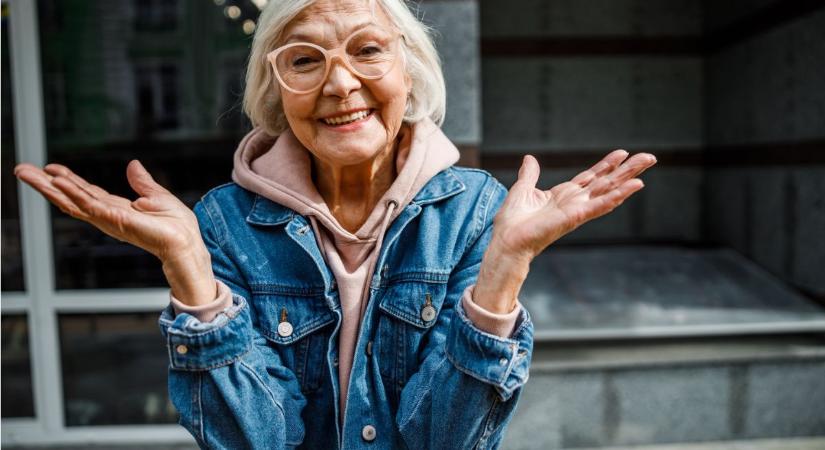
[472,238,531,314]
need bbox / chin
[316,135,388,165]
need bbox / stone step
[502,335,825,449]
[569,437,825,450]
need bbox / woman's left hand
[473,150,656,313]
[491,149,657,263]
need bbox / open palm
[13,160,203,263]
[492,150,657,261]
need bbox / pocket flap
[250,293,335,345]
[378,281,448,329]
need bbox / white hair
[243,0,446,135]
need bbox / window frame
[2,0,192,445]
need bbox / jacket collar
[245,167,465,226]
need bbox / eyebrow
[283,21,375,45]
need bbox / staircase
[502,245,825,450]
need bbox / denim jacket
[158,166,534,449]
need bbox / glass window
[1,315,35,418]
[2,0,26,292]
[59,312,176,426]
[37,0,259,289]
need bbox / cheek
[374,77,408,118]
[282,93,318,122]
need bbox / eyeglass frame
[266,25,406,95]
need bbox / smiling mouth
[319,109,375,126]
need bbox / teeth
[322,110,370,125]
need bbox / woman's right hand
[13,160,217,305]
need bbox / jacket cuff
[461,284,522,338]
[445,293,533,401]
[158,281,252,371]
[170,279,234,322]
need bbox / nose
[322,56,361,97]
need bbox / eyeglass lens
[274,27,397,92]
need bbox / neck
[313,139,398,233]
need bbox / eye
[293,56,320,67]
[358,45,382,56]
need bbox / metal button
[499,357,508,366]
[421,305,436,322]
[361,424,377,442]
[421,293,436,322]
[365,340,373,357]
[332,356,339,367]
[297,225,309,235]
[277,321,294,337]
[175,344,188,355]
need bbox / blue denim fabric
[158,167,534,449]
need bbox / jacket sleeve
[395,177,534,450]
[158,200,308,449]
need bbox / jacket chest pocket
[374,278,448,403]
[249,291,335,394]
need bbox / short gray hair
[243,0,446,136]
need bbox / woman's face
[277,0,411,167]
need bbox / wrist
[473,241,531,314]
[162,246,216,307]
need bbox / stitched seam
[202,196,230,248]
[197,373,205,443]
[463,175,497,260]
[259,316,335,343]
[444,345,508,387]
[397,354,450,431]
[163,295,249,338]
[237,359,300,445]
[474,394,502,450]
[383,271,451,283]
[250,285,326,296]
[172,344,252,371]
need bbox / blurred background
[1,0,824,449]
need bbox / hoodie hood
[230,117,459,242]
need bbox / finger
[570,149,628,187]
[514,155,540,189]
[44,163,110,199]
[126,160,170,197]
[584,178,645,221]
[52,175,112,220]
[131,196,165,212]
[15,167,90,219]
[588,153,656,197]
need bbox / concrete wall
[705,10,825,296]
[479,1,825,294]
[479,0,705,244]
[420,0,482,146]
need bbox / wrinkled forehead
[282,0,394,45]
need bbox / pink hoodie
[171,118,522,424]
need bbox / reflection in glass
[1,315,36,418]
[59,312,176,426]
[2,0,26,292]
[37,0,258,289]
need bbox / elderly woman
[15,0,656,448]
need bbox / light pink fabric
[170,118,522,424]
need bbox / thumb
[515,154,540,189]
[126,160,169,197]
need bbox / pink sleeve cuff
[460,284,522,338]
[170,279,234,323]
